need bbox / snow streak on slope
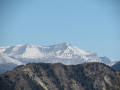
[0,53,22,65]
[0,46,10,53]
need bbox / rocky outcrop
[0,62,120,90]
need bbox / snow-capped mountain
[0,42,115,74]
[0,42,101,63]
[0,42,114,65]
[100,57,116,66]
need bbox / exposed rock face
[0,62,120,90]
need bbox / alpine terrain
[0,42,116,74]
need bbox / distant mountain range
[112,61,120,71]
[0,42,118,74]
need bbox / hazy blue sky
[0,0,120,60]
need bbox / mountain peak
[62,42,71,46]
[56,42,71,47]
[24,44,36,47]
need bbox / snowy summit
[0,42,115,66]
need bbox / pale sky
[0,0,120,60]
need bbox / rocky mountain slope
[0,42,116,74]
[112,61,120,71]
[0,62,120,90]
